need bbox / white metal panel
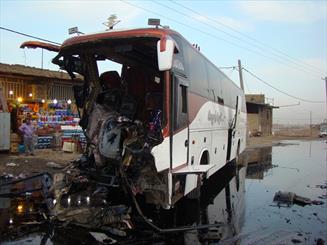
[172,127,188,169]
[0,112,10,150]
[184,174,198,195]
[151,137,170,172]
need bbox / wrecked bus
[21,26,246,231]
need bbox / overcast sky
[0,0,326,124]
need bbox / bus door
[226,95,241,161]
[234,95,242,128]
[171,75,189,169]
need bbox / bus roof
[61,28,178,50]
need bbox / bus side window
[174,81,188,131]
[181,85,187,113]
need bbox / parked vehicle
[319,120,327,137]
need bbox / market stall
[7,98,85,153]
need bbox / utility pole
[310,111,312,137]
[41,48,43,69]
[323,76,327,115]
[238,59,244,91]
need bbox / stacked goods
[10,133,21,153]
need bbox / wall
[0,75,74,101]
[246,104,273,136]
[245,94,265,104]
[247,113,259,136]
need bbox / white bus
[21,27,246,211]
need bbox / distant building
[0,63,82,102]
[246,94,278,136]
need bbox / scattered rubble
[89,232,117,244]
[273,191,324,207]
[46,161,63,169]
[6,162,18,167]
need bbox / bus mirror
[157,39,174,71]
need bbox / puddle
[0,140,326,244]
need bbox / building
[0,63,85,151]
[246,94,278,136]
[0,63,82,102]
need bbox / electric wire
[0,26,61,45]
[156,1,324,76]
[218,66,237,69]
[242,67,325,104]
[121,0,323,78]
[169,0,325,75]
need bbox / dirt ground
[0,149,80,176]
[247,127,321,148]
[0,127,323,176]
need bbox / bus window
[174,76,188,130]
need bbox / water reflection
[199,162,247,243]
[0,159,248,244]
[246,146,272,179]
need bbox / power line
[125,0,322,78]
[0,26,61,45]
[218,66,236,69]
[121,0,273,59]
[164,0,322,76]
[156,1,325,77]
[276,102,300,108]
[140,0,326,78]
[242,67,325,104]
[169,0,326,75]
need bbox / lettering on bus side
[208,110,223,125]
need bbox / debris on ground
[0,172,52,199]
[273,191,324,206]
[46,161,63,169]
[316,238,325,245]
[89,232,117,244]
[6,162,18,167]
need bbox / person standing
[19,118,36,155]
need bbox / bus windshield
[53,36,167,132]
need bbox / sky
[0,0,326,124]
